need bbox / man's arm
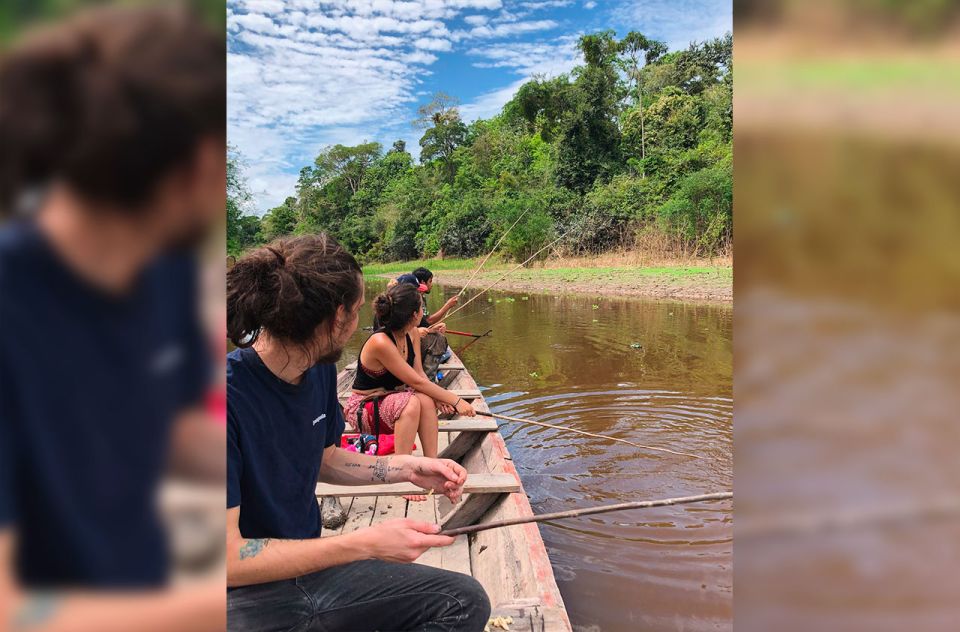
[318,447,467,504]
[319,448,413,486]
[426,296,458,324]
[226,507,368,587]
[226,505,455,588]
[2,529,225,632]
[169,406,226,483]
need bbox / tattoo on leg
[372,456,390,483]
[13,593,59,630]
[240,538,271,560]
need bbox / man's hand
[355,519,454,563]
[402,457,467,504]
[445,295,460,308]
[428,321,447,334]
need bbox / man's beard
[314,345,344,365]
[165,217,213,252]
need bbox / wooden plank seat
[316,473,519,499]
[438,417,497,432]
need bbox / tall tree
[314,142,382,194]
[417,93,468,181]
[226,146,259,255]
[261,196,298,242]
[555,31,623,193]
[617,32,667,175]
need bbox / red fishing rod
[453,329,492,354]
[445,329,487,338]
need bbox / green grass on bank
[507,266,732,280]
[363,259,732,283]
[361,258,484,277]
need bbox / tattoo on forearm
[372,456,390,482]
[344,462,361,468]
[239,538,271,560]
[13,593,59,630]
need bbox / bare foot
[403,494,427,502]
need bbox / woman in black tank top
[345,283,475,482]
[352,328,415,391]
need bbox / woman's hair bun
[374,283,422,331]
[373,294,393,319]
[226,234,361,348]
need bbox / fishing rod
[444,230,571,321]
[477,411,700,459]
[456,209,530,297]
[455,329,492,354]
[364,325,486,338]
[439,492,733,536]
[444,293,501,325]
[445,328,490,338]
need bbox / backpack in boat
[420,331,449,381]
[340,395,411,456]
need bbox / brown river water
[339,279,733,632]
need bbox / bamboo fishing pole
[477,411,701,459]
[456,209,530,297]
[444,230,570,321]
[439,492,733,536]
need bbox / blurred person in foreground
[0,5,226,630]
[225,234,490,631]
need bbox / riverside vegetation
[228,30,732,266]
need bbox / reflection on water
[342,280,733,631]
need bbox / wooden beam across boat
[316,473,520,498]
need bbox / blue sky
[227,0,731,213]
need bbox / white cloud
[463,14,489,26]
[612,0,731,51]
[459,78,527,122]
[413,36,453,51]
[401,50,440,64]
[467,34,582,76]
[584,1,597,8]
[227,0,578,210]
[240,0,286,13]
[520,1,573,9]
[461,19,558,39]
[460,34,581,123]
[228,12,276,34]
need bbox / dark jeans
[228,559,491,632]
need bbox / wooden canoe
[318,351,572,631]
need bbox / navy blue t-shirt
[226,347,345,540]
[0,220,210,588]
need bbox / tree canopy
[227,31,733,261]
